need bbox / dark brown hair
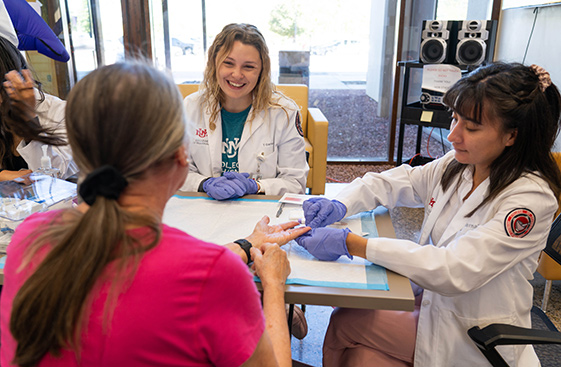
[441,62,561,216]
[0,36,65,168]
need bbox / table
[0,193,415,313]
[166,192,415,312]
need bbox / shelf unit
[396,61,453,166]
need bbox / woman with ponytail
[0,62,308,367]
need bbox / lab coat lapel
[206,110,223,175]
[438,179,489,246]
[239,107,265,151]
[419,184,453,245]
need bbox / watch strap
[234,239,253,265]
[257,181,265,194]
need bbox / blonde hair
[10,62,186,366]
[201,23,289,130]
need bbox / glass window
[67,0,95,79]
[67,0,124,80]
[161,0,379,161]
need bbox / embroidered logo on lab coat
[504,208,535,238]
[196,128,207,138]
[295,112,304,137]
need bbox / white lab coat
[335,151,556,367]
[14,91,78,179]
[181,91,309,195]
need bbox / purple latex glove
[303,197,347,228]
[203,176,246,200]
[223,171,258,195]
[4,0,70,62]
[294,227,352,261]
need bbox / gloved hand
[294,227,352,261]
[303,197,347,228]
[203,176,245,200]
[223,172,258,195]
[203,172,258,200]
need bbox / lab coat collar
[204,106,223,177]
[419,166,489,246]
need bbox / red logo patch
[429,198,436,208]
[295,112,304,137]
[196,128,207,138]
[504,208,535,238]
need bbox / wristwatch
[234,239,253,265]
[256,180,265,194]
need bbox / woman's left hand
[246,215,310,250]
[0,170,33,184]
[3,70,37,121]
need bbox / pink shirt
[1,211,265,367]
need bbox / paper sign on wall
[422,64,462,93]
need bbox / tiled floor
[291,305,332,367]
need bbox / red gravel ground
[310,88,452,182]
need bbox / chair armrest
[468,324,561,367]
[468,324,561,349]
[307,107,328,144]
[306,107,328,195]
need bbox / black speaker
[455,20,497,66]
[420,20,459,64]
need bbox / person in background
[298,62,561,366]
[1,61,309,367]
[0,35,77,181]
[181,23,308,199]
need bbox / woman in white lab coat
[0,36,77,180]
[298,62,561,366]
[180,23,308,198]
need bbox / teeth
[229,81,243,87]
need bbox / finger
[290,226,311,237]
[5,70,23,84]
[229,180,246,196]
[260,242,276,252]
[5,71,27,90]
[250,246,263,261]
[309,205,333,227]
[259,215,270,225]
[302,199,314,212]
[216,184,235,197]
[307,216,324,228]
[3,81,14,95]
[250,247,262,277]
[304,201,321,219]
[21,70,34,85]
[277,220,301,230]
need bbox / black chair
[468,312,561,367]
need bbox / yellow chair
[177,83,329,195]
[537,152,561,312]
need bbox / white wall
[495,4,561,150]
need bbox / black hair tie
[79,165,128,206]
